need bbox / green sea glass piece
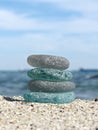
[23,92,75,104]
[27,68,72,81]
[28,80,75,92]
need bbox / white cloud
[58,0,98,13]
[4,0,98,14]
[0,0,98,69]
[0,32,98,70]
[0,32,98,54]
[0,10,50,30]
[15,0,98,13]
[0,0,98,33]
[0,9,98,34]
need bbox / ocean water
[0,69,98,100]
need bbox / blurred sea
[0,69,98,100]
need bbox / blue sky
[0,0,98,70]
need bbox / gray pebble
[27,55,70,70]
[28,80,75,93]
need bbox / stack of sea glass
[24,54,76,104]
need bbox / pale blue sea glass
[23,92,75,104]
[27,68,72,81]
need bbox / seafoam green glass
[27,68,72,82]
[23,92,75,104]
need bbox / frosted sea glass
[27,68,72,81]
[23,92,75,104]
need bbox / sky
[0,0,98,70]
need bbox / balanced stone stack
[23,55,76,104]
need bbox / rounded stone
[27,68,72,82]
[27,55,70,70]
[28,80,75,92]
[23,92,75,104]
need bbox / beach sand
[0,95,98,130]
